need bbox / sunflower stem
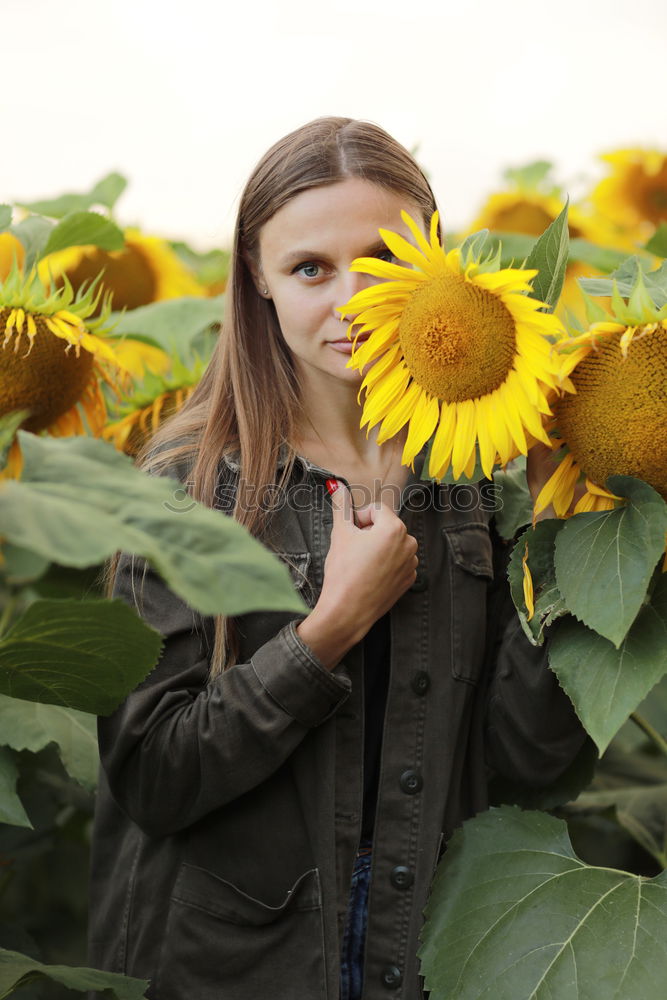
[630,712,667,759]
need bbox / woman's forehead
[259,177,423,259]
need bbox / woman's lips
[328,335,370,354]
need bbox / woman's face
[256,177,425,389]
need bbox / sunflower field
[0,150,666,998]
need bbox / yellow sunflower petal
[402,390,440,466]
[451,399,478,480]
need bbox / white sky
[3,0,666,249]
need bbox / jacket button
[409,571,428,592]
[399,769,423,794]
[390,865,414,890]
[411,670,430,695]
[381,965,403,989]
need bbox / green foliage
[568,237,628,273]
[553,477,667,647]
[0,947,148,998]
[18,173,128,219]
[524,200,570,309]
[10,217,54,272]
[40,211,125,260]
[548,577,667,755]
[580,255,667,309]
[0,599,162,716]
[644,222,667,258]
[0,432,306,618]
[419,805,667,1000]
[492,458,533,540]
[0,694,98,790]
[109,294,224,364]
[0,412,29,470]
[503,160,554,190]
[507,519,568,645]
[0,206,11,233]
[0,748,31,828]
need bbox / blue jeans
[339,839,373,1000]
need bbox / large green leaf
[10,216,54,271]
[491,459,533,541]
[569,781,667,869]
[18,172,128,218]
[0,598,162,717]
[419,805,667,1000]
[0,694,98,788]
[40,211,124,260]
[567,238,628,273]
[0,411,29,470]
[554,477,667,647]
[0,948,148,998]
[0,432,305,618]
[507,519,568,645]
[109,295,223,362]
[548,577,667,754]
[0,205,11,233]
[524,201,570,310]
[0,746,31,828]
[580,256,667,309]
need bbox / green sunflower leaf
[568,238,628,273]
[0,598,162,718]
[109,295,224,363]
[524,199,570,310]
[503,160,554,190]
[11,215,54,271]
[580,256,667,309]
[419,805,667,1000]
[0,694,99,789]
[18,172,128,219]
[554,476,667,647]
[491,458,533,540]
[644,222,667,258]
[0,432,306,619]
[507,518,568,645]
[40,210,125,260]
[548,577,667,755]
[0,205,11,233]
[0,746,32,828]
[0,948,148,999]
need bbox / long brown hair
[105,116,439,676]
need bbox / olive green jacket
[87,445,586,999]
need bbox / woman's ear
[245,254,271,299]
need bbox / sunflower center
[554,324,667,498]
[61,244,156,312]
[0,309,94,432]
[397,271,517,401]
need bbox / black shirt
[361,612,391,841]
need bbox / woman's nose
[335,268,379,321]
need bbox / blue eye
[295,262,321,278]
[375,249,396,263]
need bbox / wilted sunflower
[104,358,203,457]
[39,227,204,312]
[535,273,667,517]
[592,148,667,235]
[338,211,569,481]
[0,265,126,477]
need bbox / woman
[88,117,586,1000]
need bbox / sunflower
[337,211,569,481]
[39,227,205,312]
[103,358,203,457]
[0,265,127,477]
[534,273,667,517]
[592,148,667,236]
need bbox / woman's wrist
[295,605,364,672]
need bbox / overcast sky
[3,0,665,248]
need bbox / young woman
[88,117,587,1000]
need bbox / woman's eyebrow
[279,240,390,268]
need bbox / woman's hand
[295,483,418,669]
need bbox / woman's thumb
[327,480,354,529]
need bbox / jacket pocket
[442,522,494,685]
[153,863,325,1000]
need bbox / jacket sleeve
[98,552,351,838]
[482,524,589,787]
